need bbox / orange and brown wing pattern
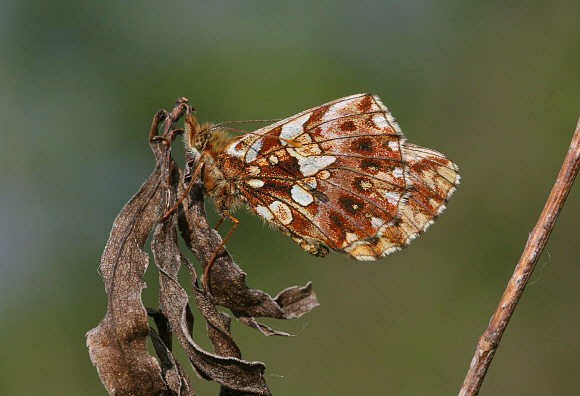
[220,94,459,260]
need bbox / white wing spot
[269,201,293,225]
[248,165,261,175]
[256,205,274,221]
[246,138,263,163]
[268,154,278,165]
[371,217,383,229]
[388,140,400,152]
[226,139,247,159]
[372,113,389,129]
[291,184,314,206]
[392,167,403,179]
[384,191,400,205]
[280,113,309,142]
[246,179,265,189]
[288,148,336,177]
[345,232,359,244]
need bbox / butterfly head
[184,114,236,157]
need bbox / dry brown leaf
[88,98,319,395]
[86,130,168,396]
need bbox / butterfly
[184,93,459,269]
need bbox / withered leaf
[231,283,320,335]
[89,99,320,396]
[273,282,319,319]
[149,326,194,396]
[153,166,271,395]
[86,139,168,395]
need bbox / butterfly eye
[193,133,207,151]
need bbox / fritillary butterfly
[185,93,459,263]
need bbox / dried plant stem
[459,118,580,396]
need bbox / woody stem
[458,117,580,396]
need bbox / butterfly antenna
[212,118,282,128]
[210,122,302,148]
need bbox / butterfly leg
[213,216,225,230]
[203,211,239,293]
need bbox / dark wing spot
[340,120,357,131]
[309,107,328,124]
[383,161,401,172]
[262,181,292,195]
[312,189,329,203]
[329,213,345,228]
[350,137,374,153]
[275,155,302,177]
[357,95,373,112]
[339,195,365,215]
[360,159,382,173]
[364,115,378,128]
[260,127,283,153]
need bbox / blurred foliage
[1,1,579,395]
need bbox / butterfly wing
[220,94,459,260]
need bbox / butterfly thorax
[185,115,244,212]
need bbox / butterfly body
[185,94,459,261]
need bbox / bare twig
[459,117,580,396]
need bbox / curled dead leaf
[88,98,319,395]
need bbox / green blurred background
[1,2,579,395]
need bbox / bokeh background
[1,2,579,395]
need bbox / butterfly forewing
[215,93,459,260]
